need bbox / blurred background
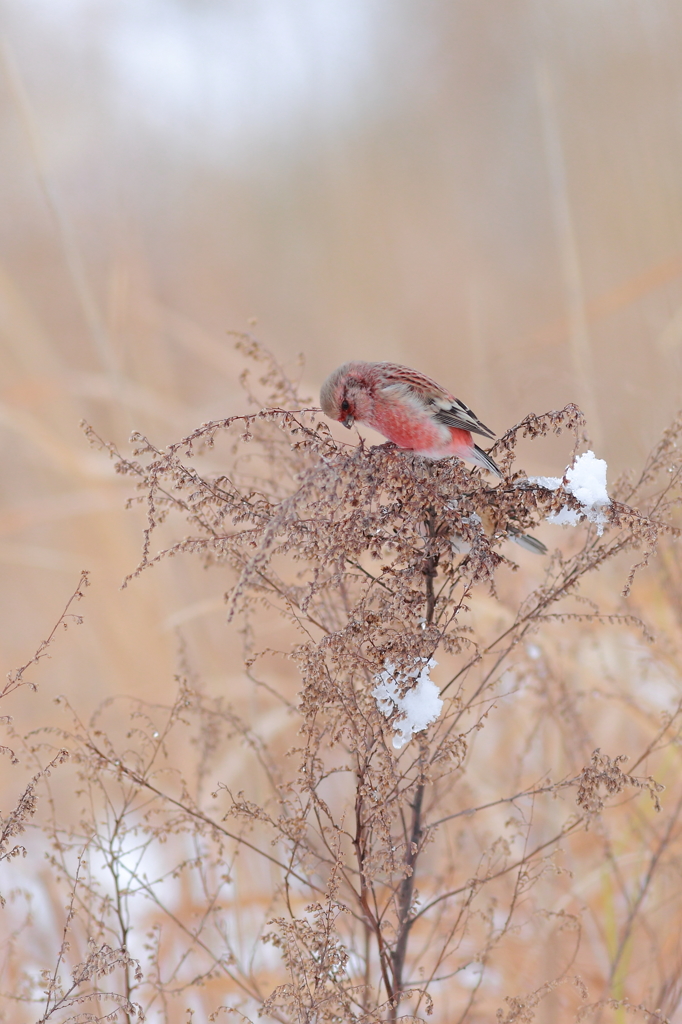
[3,4,682,1019]
[1,0,682,721]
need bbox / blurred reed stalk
[536,59,603,449]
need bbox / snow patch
[527,474,562,490]
[565,449,609,507]
[373,658,443,749]
[536,451,611,536]
[547,507,581,527]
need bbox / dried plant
[5,342,682,1022]
[1,573,88,883]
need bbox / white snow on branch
[565,449,610,506]
[529,450,611,536]
[527,474,562,490]
[373,658,443,749]
[547,506,581,527]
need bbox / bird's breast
[370,398,453,454]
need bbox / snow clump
[530,450,611,536]
[373,658,443,749]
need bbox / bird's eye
[341,399,350,412]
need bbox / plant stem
[389,514,437,1019]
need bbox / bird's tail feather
[465,448,545,552]
[509,531,548,555]
[471,444,503,478]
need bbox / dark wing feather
[430,397,496,440]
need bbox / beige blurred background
[1,0,682,713]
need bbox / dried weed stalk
[5,343,682,1022]
[1,572,88,881]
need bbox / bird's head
[320,362,375,429]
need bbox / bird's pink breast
[370,398,473,458]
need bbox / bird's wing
[375,364,496,440]
[429,396,496,440]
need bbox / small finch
[320,360,501,474]
[320,360,547,554]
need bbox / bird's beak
[343,414,354,429]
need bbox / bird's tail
[509,531,548,555]
[471,444,503,478]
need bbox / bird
[320,360,547,555]
[320,360,501,473]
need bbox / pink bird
[320,360,547,555]
[320,360,501,476]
